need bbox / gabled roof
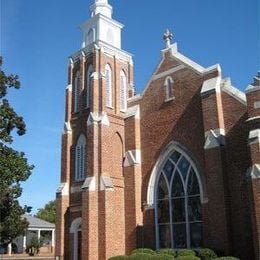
[23,215,55,229]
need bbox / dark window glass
[190,223,202,247]
[158,174,169,199]
[177,156,190,180]
[158,200,170,223]
[159,224,171,248]
[163,160,174,182]
[171,172,184,198]
[188,197,201,221]
[173,224,186,248]
[172,198,185,222]
[187,169,200,195]
[170,151,181,163]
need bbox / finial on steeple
[163,29,173,48]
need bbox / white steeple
[90,0,113,18]
[80,0,123,49]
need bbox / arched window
[120,70,127,111]
[86,28,95,46]
[75,134,86,181]
[155,150,202,249]
[70,218,82,260]
[105,64,112,107]
[164,76,174,101]
[73,72,80,113]
[86,65,93,108]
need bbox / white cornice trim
[87,112,110,126]
[128,94,142,103]
[124,150,141,167]
[248,129,260,145]
[66,84,72,92]
[152,64,185,81]
[100,175,114,191]
[245,84,260,94]
[201,76,221,96]
[247,164,260,179]
[204,129,225,150]
[82,177,96,191]
[124,105,140,120]
[63,122,72,134]
[221,78,246,105]
[56,182,69,196]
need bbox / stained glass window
[156,150,202,249]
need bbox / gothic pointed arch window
[105,64,113,107]
[155,149,202,249]
[75,134,86,181]
[120,70,127,112]
[73,71,80,113]
[86,64,93,108]
[164,76,174,101]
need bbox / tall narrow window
[156,150,202,249]
[86,65,93,108]
[86,28,94,46]
[120,70,127,111]
[73,72,80,113]
[105,64,112,107]
[164,76,174,101]
[75,134,86,181]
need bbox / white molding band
[87,112,110,126]
[204,129,225,150]
[247,164,260,179]
[201,76,221,96]
[221,78,246,105]
[248,129,260,145]
[100,175,114,191]
[56,182,69,196]
[82,177,96,191]
[124,149,141,167]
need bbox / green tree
[36,200,56,223]
[0,56,34,246]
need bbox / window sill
[164,97,175,103]
[106,105,114,109]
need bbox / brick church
[55,1,260,259]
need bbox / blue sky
[1,0,259,213]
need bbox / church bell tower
[56,0,135,259]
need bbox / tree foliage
[35,200,56,224]
[0,56,34,245]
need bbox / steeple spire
[90,0,113,18]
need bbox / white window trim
[73,72,80,113]
[164,76,174,102]
[75,134,86,182]
[105,64,113,108]
[120,70,127,112]
[86,65,93,108]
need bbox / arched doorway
[147,142,205,250]
[70,218,82,260]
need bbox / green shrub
[198,248,217,259]
[108,256,129,260]
[215,257,240,260]
[158,248,176,256]
[131,248,156,255]
[129,253,153,260]
[150,254,175,260]
[176,256,200,260]
[177,250,196,257]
